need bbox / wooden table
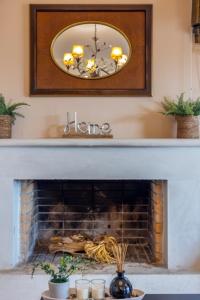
[143,296,200,299]
[41,295,200,300]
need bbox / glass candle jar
[76,279,90,300]
[91,279,105,300]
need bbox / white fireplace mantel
[1,138,200,147]
[0,138,200,276]
[0,138,200,180]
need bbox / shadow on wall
[43,115,64,138]
[140,111,177,138]
[114,109,177,138]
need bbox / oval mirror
[51,22,131,79]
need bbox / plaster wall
[0,0,196,138]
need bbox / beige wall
[0,0,196,138]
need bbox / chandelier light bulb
[63,53,75,66]
[72,45,84,58]
[111,47,123,60]
[117,54,128,66]
[85,58,97,73]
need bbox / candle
[92,287,104,300]
[91,279,105,300]
[76,279,90,300]
[76,287,89,300]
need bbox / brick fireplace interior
[19,180,165,269]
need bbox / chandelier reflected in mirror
[51,22,132,79]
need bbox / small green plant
[0,94,29,124]
[161,93,200,116]
[32,255,88,283]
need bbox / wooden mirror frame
[30,4,152,96]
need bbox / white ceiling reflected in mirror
[50,22,132,79]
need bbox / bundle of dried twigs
[84,235,117,263]
[112,243,128,272]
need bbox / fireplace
[0,140,200,294]
[19,179,165,268]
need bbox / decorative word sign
[63,112,113,138]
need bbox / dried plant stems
[112,243,128,272]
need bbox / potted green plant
[161,93,200,138]
[32,255,87,299]
[0,94,29,138]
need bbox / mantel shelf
[0,138,200,147]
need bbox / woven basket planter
[0,115,12,138]
[175,116,199,138]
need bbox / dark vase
[109,271,133,299]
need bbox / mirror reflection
[51,22,131,79]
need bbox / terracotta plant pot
[175,116,199,139]
[0,115,12,138]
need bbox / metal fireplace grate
[20,180,162,266]
[27,242,154,265]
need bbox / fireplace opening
[20,180,165,268]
